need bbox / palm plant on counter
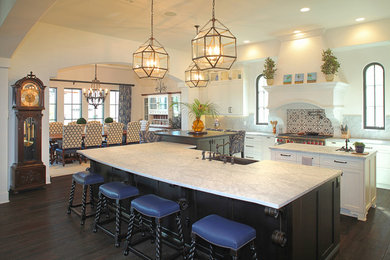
[172,99,218,133]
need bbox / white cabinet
[244,133,275,161]
[271,146,376,221]
[207,80,244,115]
[148,95,168,115]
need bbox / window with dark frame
[49,87,57,122]
[110,90,119,122]
[363,63,385,129]
[64,88,82,125]
[256,74,269,125]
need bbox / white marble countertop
[78,142,341,209]
[270,143,376,158]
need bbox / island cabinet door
[320,155,365,219]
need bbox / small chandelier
[83,64,107,109]
[133,0,169,79]
[191,0,237,71]
[185,25,209,88]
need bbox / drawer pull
[246,137,255,139]
[280,154,291,157]
[334,160,347,164]
[246,156,254,159]
[246,145,254,148]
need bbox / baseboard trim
[0,191,9,204]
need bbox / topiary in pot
[263,57,277,85]
[353,142,365,153]
[321,49,340,81]
[76,117,87,124]
[104,117,114,124]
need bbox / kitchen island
[270,143,376,221]
[79,142,342,259]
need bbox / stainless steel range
[276,133,332,146]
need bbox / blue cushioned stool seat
[131,194,180,218]
[99,182,139,200]
[192,214,256,250]
[73,171,105,185]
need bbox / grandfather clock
[11,72,46,192]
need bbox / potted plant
[263,57,277,85]
[173,99,218,133]
[321,48,340,82]
[76,117,87,131]
[353,142,365,153]
[104,117,114,124]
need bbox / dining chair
[56,124,83,166]
[68,121,77,125]
[84,123,103,148]
[126,121,141,144]
[88,120,101,124]
[49,122,64,164]
[106,122,124,146]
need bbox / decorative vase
[267,78,274,85]
[325,74,334,82]
[192,118,204,132]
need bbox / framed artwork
[307,72,317,83]
[295,73,304,84]
[283,74,292,84]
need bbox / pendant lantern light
[191,0,237,71]
[185,25,209,88]
[83,64,108,109]
[133,0,169,79]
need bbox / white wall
[7,21,188,189]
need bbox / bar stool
[124,194,185,260]
[93,182,139,247]
[67,170,105,225]
[188,214,258,260]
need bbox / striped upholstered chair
[139,131,161,143]
[126,121,141,144]
[84,123,103,148]
[106,122,124,146]
[229,130,246,158]
[56,124,83,166]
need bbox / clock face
[21,83,39,107]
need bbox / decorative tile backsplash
[287,109,333,135]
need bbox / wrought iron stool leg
[176,213,185,257]
[209,244,214,260]
[124,208,135,256]
[230,249,238,260]
[103,196,109,218]
[156,218,162,260]
[93,192,102,233]
[67,179,76,214]
[80,185,87,225]
[250,240,258,260]
[115,199,121,248]
[188,234,196,260]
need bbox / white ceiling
[40,0,390,52]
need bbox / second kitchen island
[79,142,342,259]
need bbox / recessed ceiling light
[164,11,176,16]
[243,40,250,44]
[300,7,310,12]
[355,17,365,22]
[293,30,301,34]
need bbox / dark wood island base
[90,160,340,260]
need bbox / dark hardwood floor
[1,175,390,260]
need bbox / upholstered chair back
[127,121,141,143]
[139,131,161,143]
[106,122,124,145]
[49,122,63,135]
[68,121,77,125]
[229,130,246,155]
[84,123,103,148]
[88,120,101,124]
[62,124,83,149]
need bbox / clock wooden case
[11,72,46,192]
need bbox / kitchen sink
[212,155,258,165]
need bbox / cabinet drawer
[245,136,262,145]
[275,151,297,162]
[297,152,320,166]
[320,155,363,170]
